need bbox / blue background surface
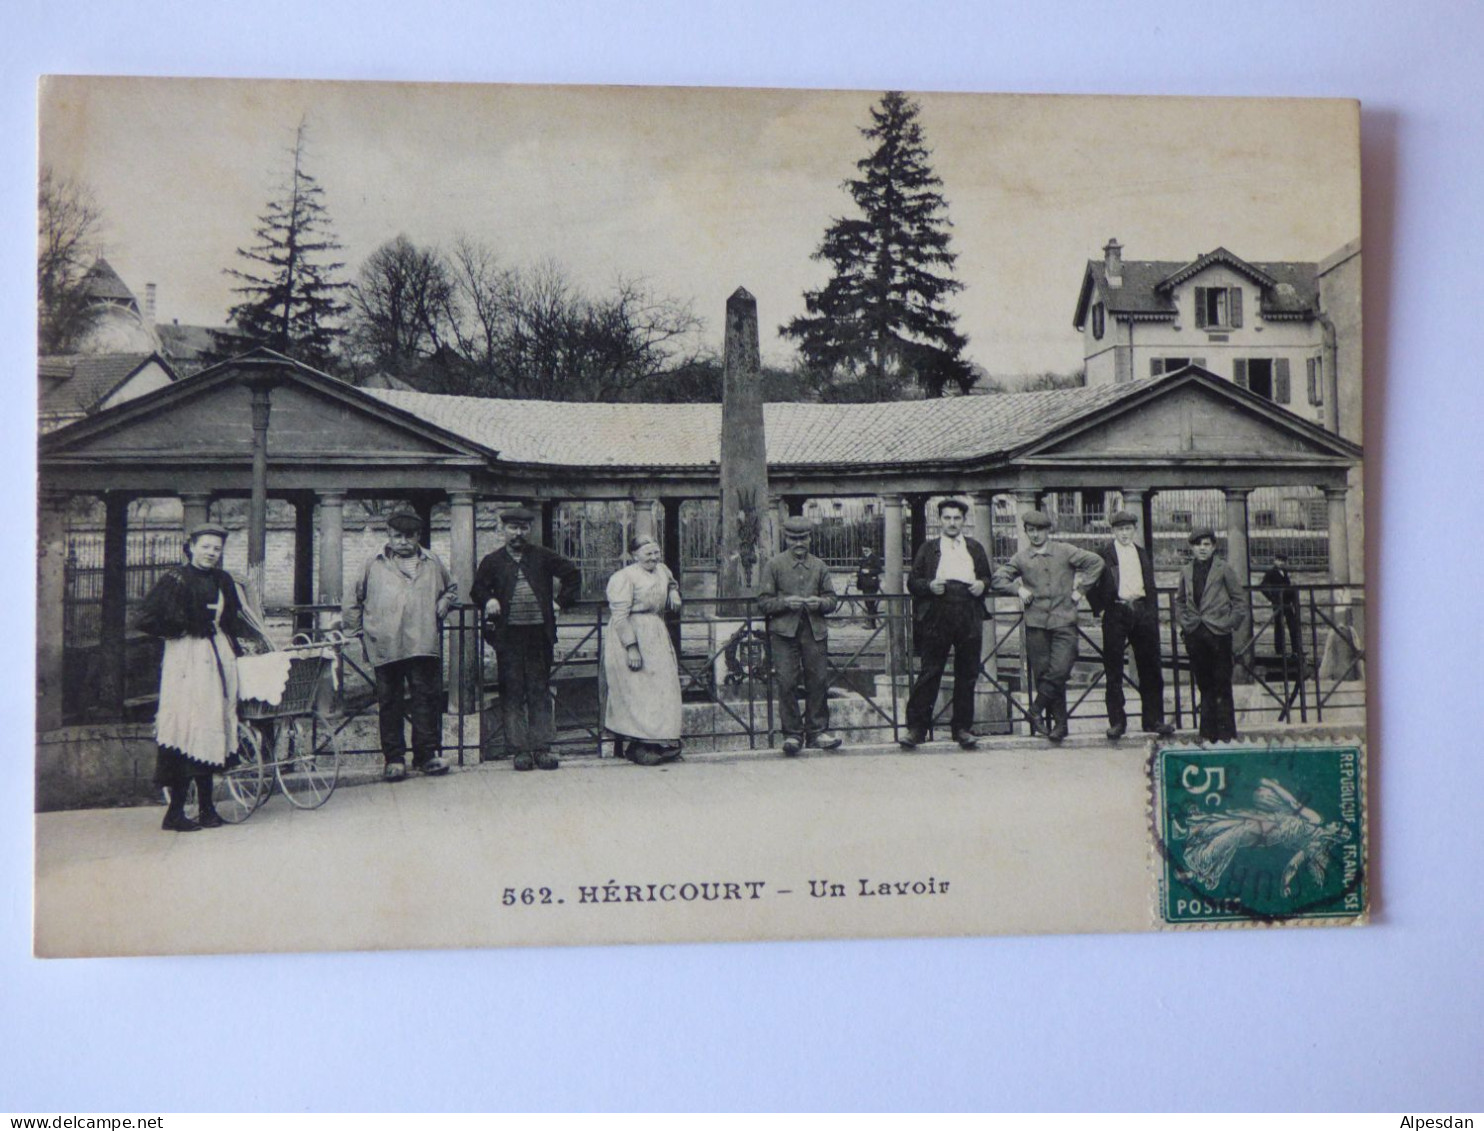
[5,0,1482,1112]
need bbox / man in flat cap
[470,505,582,770]
[344,504,459,782]
[993,509,1103,743]
[1089,510,1175,740]
[757,516,843,756]
[901,497,995,750]
[1174,527,1249,743]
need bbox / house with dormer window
[1073,240,1353,433]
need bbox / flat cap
[186,522,229,541]
[782,516,813,538]
[500,505,538,523]
[1187,526,1217,544]
[1021,509,1053,529]
[385,505,422,533]
[1109,510,1138,528]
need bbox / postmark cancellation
[1149,737,1368,927]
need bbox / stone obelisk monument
[717,287,772,606]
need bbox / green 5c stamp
[1151,739,1367,926]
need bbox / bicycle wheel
[214,721,270,823]
[274,714,341,809]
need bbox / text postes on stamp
[1151,739,1367,926]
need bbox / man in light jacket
[345,504,459,781]
[1173,526,1250,743]
[993,509,1104,743]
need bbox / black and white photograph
[34,77,1368,956]
[10,0,1484,1116]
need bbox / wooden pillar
[881,494,906,594]
[292,494,315,630]
[448,491,478,713]
[882,493,907,673]
[970,491,995,552]
[661,498,683,582]
[1013,489,1040,553]
[98,492,131,719]
[180,492,211,535]
[1325,486,1351,585]
[412,496,435,550]
[540,500,557,548]
[633,497,658,545]
[317,490,346,607]
[1225,488,1253,662]
[1224,488,1251,583]
[37,491,70,731]
[245,379,274,608]
[1122,488,1149,548]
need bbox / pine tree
[226,120,349,370]
[782,91,973,399]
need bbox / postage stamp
[1149,738,1367,926]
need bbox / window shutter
[1229,287,1243,328]
[1313,357,1324,404]
[1194,287,1207,328]
[1234,359,1249,389]
[1274,357,1291,403]
[1150,358,1163,377]
[1306,358,1318,404]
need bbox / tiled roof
[364,381,1149,470]
[1077,251,1319,325]
[38,353,160,417]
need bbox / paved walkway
[32,731,1284,957]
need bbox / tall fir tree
[226,120,349,370]
[782,91,973,399]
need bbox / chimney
[144,283,157,323]
[1103,239,1123,287]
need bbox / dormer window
[1091,302,1105,340]
[1194,286,1243,330]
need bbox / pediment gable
[40,351,495,466]
[1017,369,1361,463]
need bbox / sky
[40,77,1360,376]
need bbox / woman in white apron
[602,535,684,766]
[136,523,265,831]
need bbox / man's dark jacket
[1087,541,1159,618]
[470,544,582,644]
[907,537,995,624]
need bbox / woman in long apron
[602,536,684,766]
[136,523,261,831]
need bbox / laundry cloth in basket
[236,652,294,705]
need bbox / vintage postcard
[34,78,1366,956]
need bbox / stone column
[717,286,769,601]
[37,491,70,732]
[1013,489,1041,553]
[1325,486,1351,585]
[98,492,131,719]
[1122,488,1148,547]
[180,492,211,535]
[317,491,346,608]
